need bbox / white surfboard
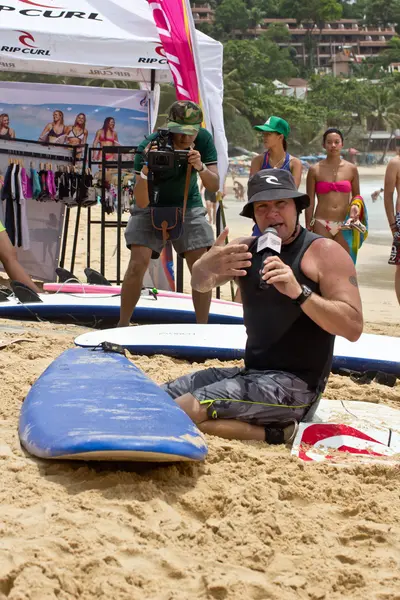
[76,324,247,359]
[0,293,243,325]
[291,400,400,465]
[75,324,400,375]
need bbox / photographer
[118,101,219,327]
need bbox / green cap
[166,100,203,135]
[254,116,290,139]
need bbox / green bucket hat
[166,100,203,135]
[254,116,290,139]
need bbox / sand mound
[1,321,399,599]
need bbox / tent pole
[100,152,106,276]
[59,207,70,269]
[117,151,122,285]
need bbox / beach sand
[1,179,400,600]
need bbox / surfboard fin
[0,284,13,302]
[84,268,111,286]
[56,267,79,283]
[11,281,43,304]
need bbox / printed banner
[147,0,201,103]
[0,81,149,160]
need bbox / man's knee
[185,247,208,271]
[175,393,208,424]
[125,247,151,279]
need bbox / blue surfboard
[19,347,208,462]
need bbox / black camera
[147,128,189,172]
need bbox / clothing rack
[87,145,136,284]
[0,137,88,279]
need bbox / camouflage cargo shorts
[162,367,318,427]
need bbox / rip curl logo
[260,175,280,185]
[19,0,62,7]
[0,3,102,20]
[17,30,37,48]
[155,45,166,58]
[138,44,168,65]
[297,423,393,463]
[0,30,50,55]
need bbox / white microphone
[257,227,282,289]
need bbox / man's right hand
[203,228,252,277]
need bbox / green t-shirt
[134,128,218,208]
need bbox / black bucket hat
[240,169,310,219]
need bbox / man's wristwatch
[294,284,313,306]
[196,162,206,172]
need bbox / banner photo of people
[0,81,150,162]
[0,81,175,289]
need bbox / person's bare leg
[395,265,400,304]
[185,247,212,324]
[118,245,152,327]
[0,230,40,293]
[334,230,350,253]
[200,419,265,441]
[174,393,295,442]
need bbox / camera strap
[182,162,192,221]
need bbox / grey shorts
[162,367,318,427]
[125,206,215,259]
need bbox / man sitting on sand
[162,170,363,445]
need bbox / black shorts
[162,367,318,426]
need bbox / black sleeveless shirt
[238,227,335,392]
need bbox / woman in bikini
[92,117,120,161]
[66,113,88,158]
[249,115,302,187]
[306,128,361,252]
[0,114,15,140]
[39,110,67,144]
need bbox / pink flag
[147,0,201,103]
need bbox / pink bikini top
[315,180,352,194]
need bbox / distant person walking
[383,153,400,304]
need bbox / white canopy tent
[0,0,228,185]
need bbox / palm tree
[222,68,247,119]
[361,85,400,162]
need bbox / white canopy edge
[0,0,228,189]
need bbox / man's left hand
[188,149,203,172]
[262,256,302,299]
